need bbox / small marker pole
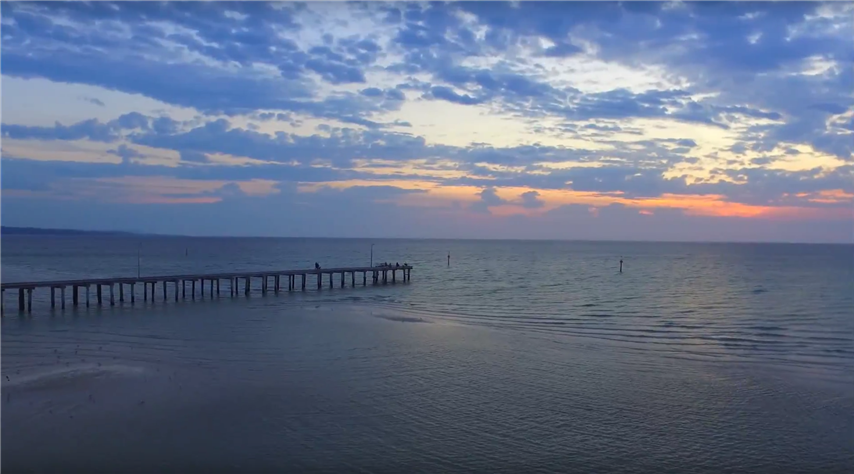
[619,257,623,273]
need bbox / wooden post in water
[328,272,333,289]
[119,283,124,302]
[51,287,55,308]
[191,280,196,300]
[216,279,220,297]
[351,271,355,287]
[86,285,90,307]
[317,272,322,290]
[110,284,115,306]
[151,281,156,301]
[61,286,66,309]
[301,274,306,291]
[97,285,103,305]
[130,284,135,304]
[210,279,214,297]
[244,277,250,296]
[363,271,367,286]
[163,281,167,301]
[27,288,33,313]
[340,272,345,288]
[201,279,205,298]
[18,288,25,312]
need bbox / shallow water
[2,237,853,472]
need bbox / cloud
[519,190,545,209]
[107,144,144,164]
[2,1,853,242]
[470,186,508,214]
[80,96,105,107]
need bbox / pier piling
[1,265,413,315]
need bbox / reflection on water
[2,237,853,472]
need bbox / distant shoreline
[0,226,150,237]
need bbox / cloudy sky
[1,1,852,242]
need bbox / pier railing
[1,265,413,315]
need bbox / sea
[2,236,853,473]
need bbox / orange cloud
[297,180,852,222]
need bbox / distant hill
[0,226,146,236]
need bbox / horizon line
[1,226,851,246]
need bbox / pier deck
[0,265,412,315]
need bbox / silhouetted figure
[315,262,321,270]
[619,257,623,273]
[396,262,400,268]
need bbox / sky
[1,1,852,242]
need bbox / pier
[0,265,412,315]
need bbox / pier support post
[110,284,115,306]
[275,276,279,292]
[151,282,156,302]
[27,289,33,313]
[192,280,196,300]
[352,272,355,287]
[363,271,367,286]
[245,277,250,296]
[144,283,148,302]
[329,272,333,289]
[230,278,235,297]
[86,285,90,307]
[317,273,322,290]
[19,288,25,312]
[393,270,396,283]
[216,279,220,297]
[182,280,186,299]
[210,279,214,297]
[97,285,103,305]
[302,274,306,291]
[262,276,267,295]
[61,286,66,309]
[201,279,205,298]
[119,283,124,302]
[163,281,167,301]
[341,272,345,288]
[51,287,55,308]
[175,281,179,302]
[130,284,135,304]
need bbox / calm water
[2,236,853,473]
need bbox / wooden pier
[0,265,412,315]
